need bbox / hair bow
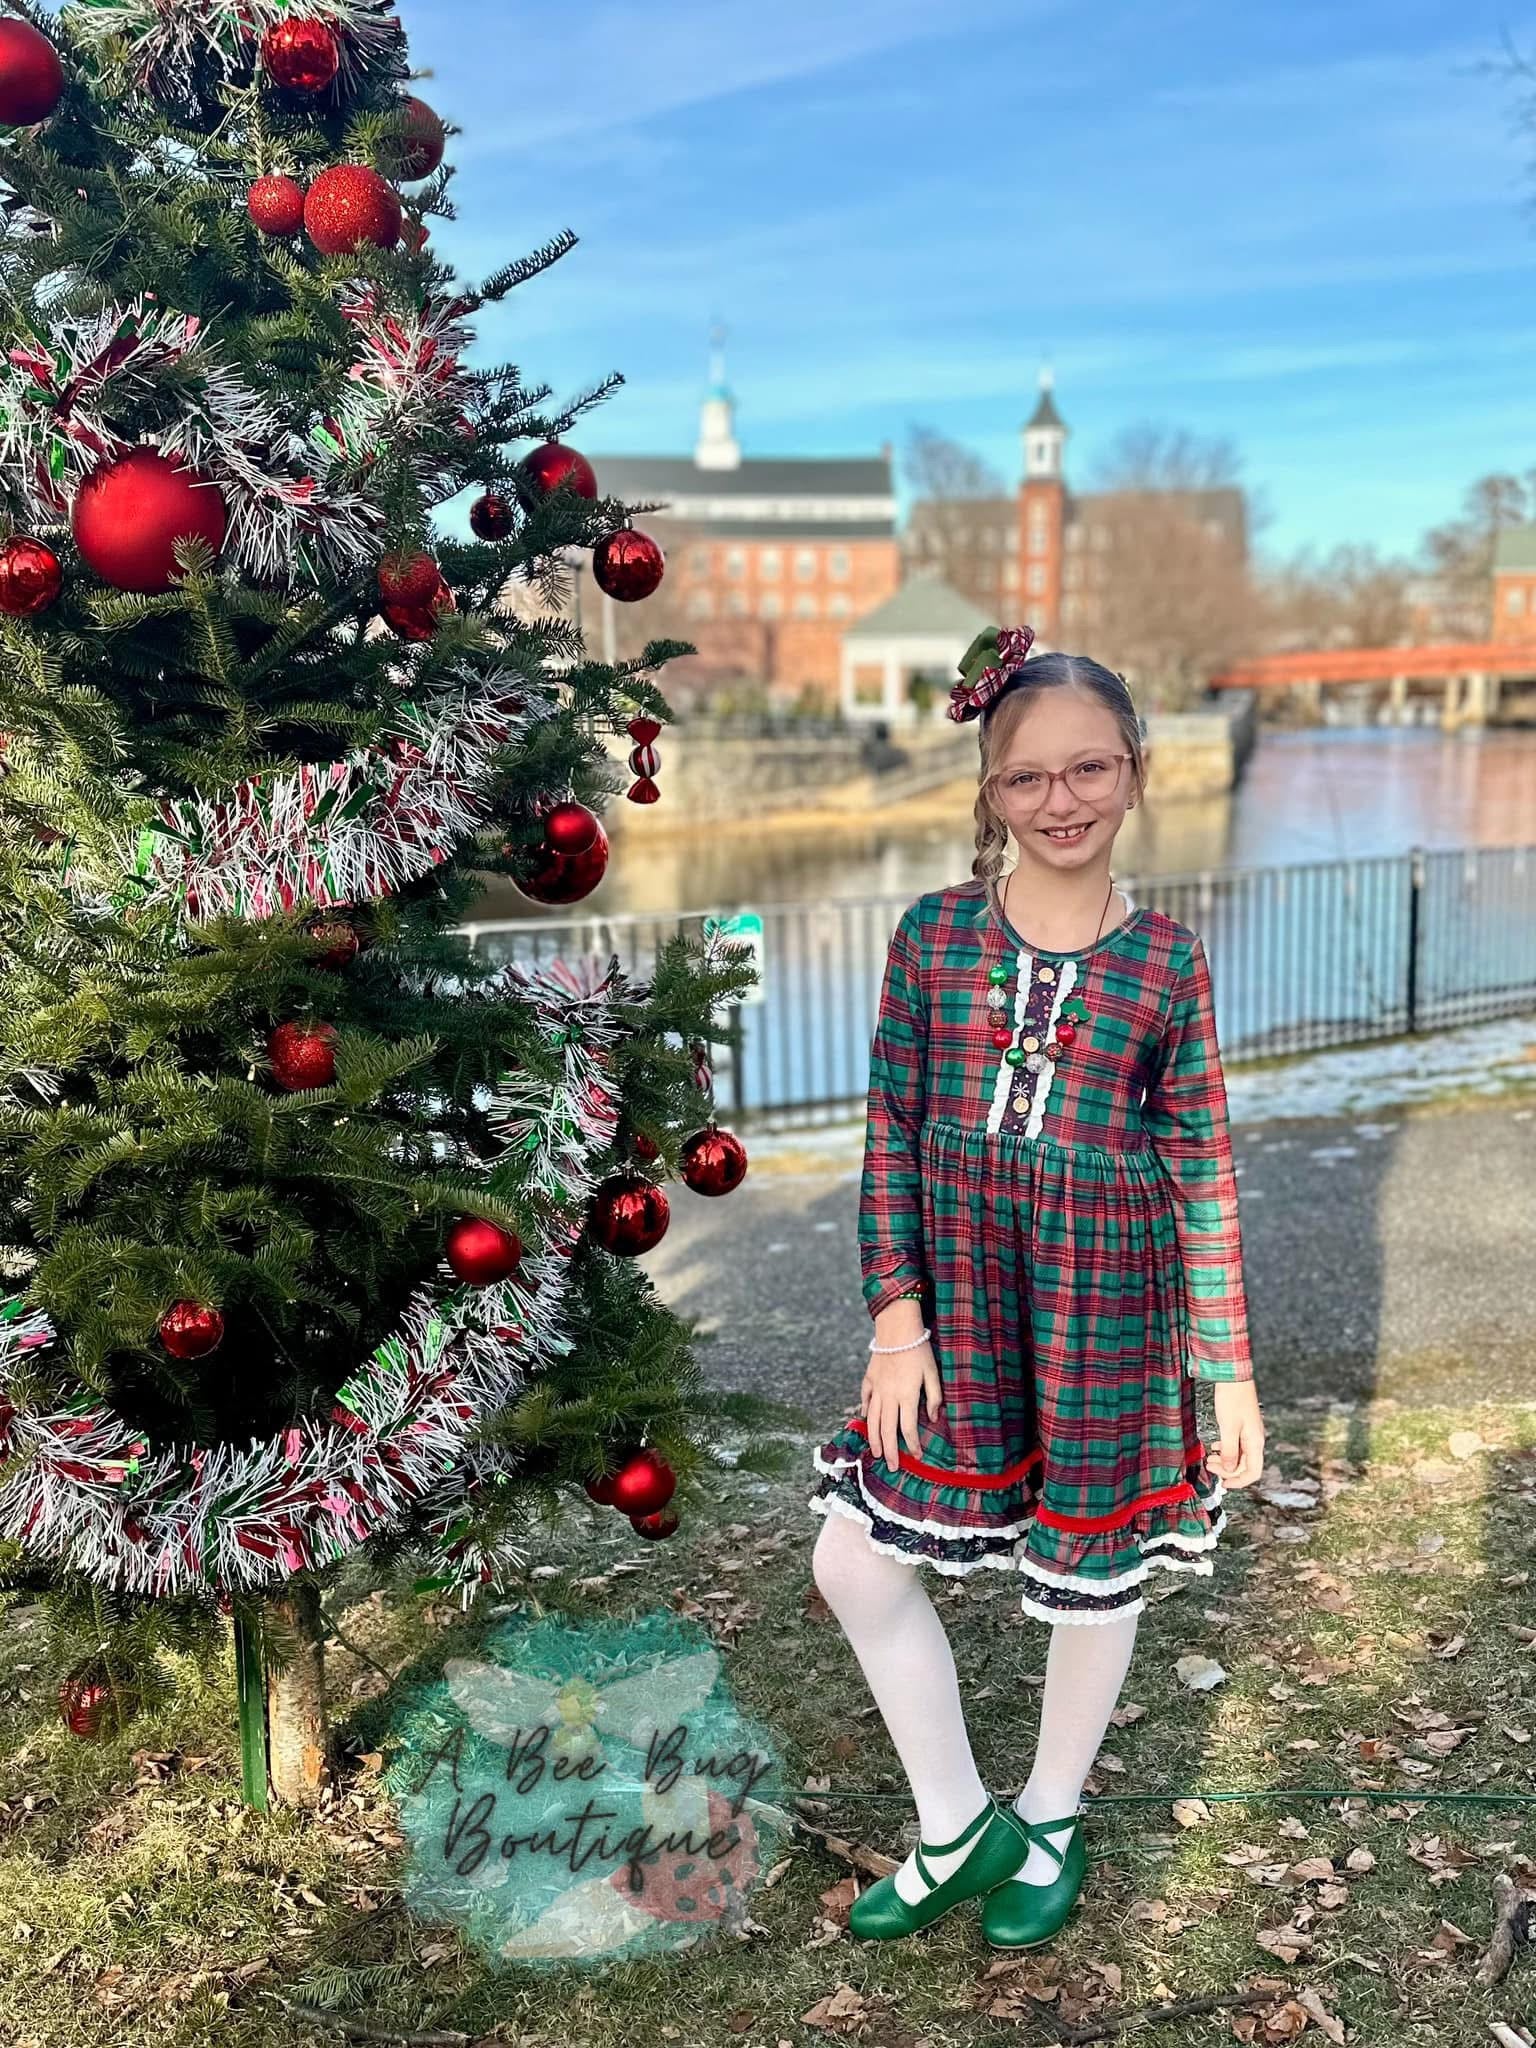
[946,624,1037,723]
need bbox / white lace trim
[812,1446,1038,1539]
[1024,956,1078,1140]
[808,1489,1021,1576]
[1018,1584,1146,1627]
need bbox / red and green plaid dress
[809,876,1255,1625]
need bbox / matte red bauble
[445,1217,523,1286]
[0,18,65,126]
[631,1507,680,1541]
[514,820,609,906]
[543,799,600,856]
[260,17,340,92]
[58,1658,137,1741]
[304,164,402,255]
[589,1173,670,1257]
[309,919,360,969]
[72,449,227,594]
[583,1470,621,1506]
[394,95,446,180]
[517,442,597,501]
[268,1019,337,1090]
[378,549,441,607]
[0,535,62,616]
[610,1448,676,1518]
[247,173,306,236]
[593,527,665,603]
[159,1300,225,1360]
[469,490,516,542]
[680,1125,749,1197]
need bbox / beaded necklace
[986,869,1113,1117]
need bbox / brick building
[1490,526,1536,642]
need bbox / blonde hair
[970,652,1148,921]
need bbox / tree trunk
[263,1580,332,1808]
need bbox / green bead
[988,964,1009,986]
[1005,1047,1025,1068]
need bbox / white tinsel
[61,0,401,99]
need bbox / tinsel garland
[329,289,480,499]
[0,955,637,1595]
[62,0,401,99]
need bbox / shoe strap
[1022,1813,1080,1869]
[910,1800,995,1894]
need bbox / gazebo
[839,572,998,726]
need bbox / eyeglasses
[986,754,1134,811]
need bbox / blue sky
[410,0,1536,563]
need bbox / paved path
[644,1099,1536,1420]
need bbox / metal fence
[460,843,1536,1128]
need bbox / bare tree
[1258,542,1415,650]
[1418,472,1530,639]
[902,425,1007,602]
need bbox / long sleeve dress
[809,875,1255,1626]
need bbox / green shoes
[848,1798,1030,1940]
[980,1809,1086,1950]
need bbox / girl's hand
[859,1340,943,1473]
[1206,1380,1265,1488]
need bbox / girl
[808,626,1266,1951]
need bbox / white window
[829,547,851,581]
[759,591,783,620]
[688,546,710,577]
[1002,561,1020,591]
[795,548,817,582]
[687,590,714,619]
[1027,519,1048,557]
[793,594,818,619]
[827,593,852,618]
[1065,524,1083,549]
[758,547,781,580]
[725,547,746,579]
[725,590,749,616]
[1026,563,1047,595]
[1508,586,1527,616]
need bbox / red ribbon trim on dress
[1034,1479,1198,1533]
[839,1418,1043,1490]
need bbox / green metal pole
[232,1608,269,1812]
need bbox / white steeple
[695,322,741,471]
[1022,364,1068,483]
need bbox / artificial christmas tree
[0,0,753,1808]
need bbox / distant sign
[703,910,765,1008]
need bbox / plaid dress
[809,875,1255,1626]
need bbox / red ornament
[304,164,402,256]
[394,95,446,180]
[628,717,663,745]
[247,173,307,237]
[58,1658,137,1742]
[543,799,600,856]
[589,1173,670,1257]
[990,1027,1013,1051]
[378,549,441,607]
[72,449,227,594]
[631,1130,661,1163]
[403,219,430,254]
[1056,1020,1077,1046]
[159,1301,225,1360]
[0,18,65,126]
[513,818,609,905]
[0,535,62,617]
[593,528,665,603]
[680,1125,748,1198]
[469,491,516,542]
[260,17,340,93]
[610,1448,676,1518]
[267,1019,338,1090]
[517,442,597,502]
[309,919,360,969]
[630,1507,680,1541]
[382,582,455,640]
[584,1470,621,1506]
[445,1217,522,1286]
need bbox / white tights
[811,1511,1139,1886]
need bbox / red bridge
[1210,643,1536,727]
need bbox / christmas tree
[0,0,755,1804]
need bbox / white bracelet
[869,1327,931,1354]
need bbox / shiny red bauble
[247,173,307,237]
[0,535,62,616]
[469,490,516,542]
[593,527,665,603]
[630,1507,680,1541]
[73,449,226,594]
[680,1124,748,1197]
[159,1300,226,1360]
[631,1130,661,1163]
[304,164,402,256]
[58,1658,136,1741]
[309,919,360,969]
[260,17,340,93]
[610,1448,676,1518]
[589,1173,670,1257]
[268,1019,338,1090]
[584,1470,621,1505]
[444,1217,523,1286]
[513,819,609,906]
[0,18,65,126]
[394,95,445,180]
[543,799,600,856]
[517,441,597,501]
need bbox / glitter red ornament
[309,919,361,969]
[630,1507,680,1541]
[393,95,446,180]
[444,1217,523,1285]
[159,1301,226,1360]
[0,535,62,617]
[0,18,65,127]
[260,17,340,93]
[513,818,609,906]
[469,490,516,542]
[247,173,307,237]
[517,442,597,502]
[680,1125,748,1197]
[304,164,402,256]
[543,799,600,856]
[609,1448,676,1518]
[379,550,442,608]
[267,1019,338,1090]
[382,583,455,641]
[589,1173,670,1257]
[72,449,227,594]
[593,527,665,603]
[58,1658,137,1741]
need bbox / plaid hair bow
[946,624,1037,723]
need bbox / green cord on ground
[808,1785,1536,1808]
